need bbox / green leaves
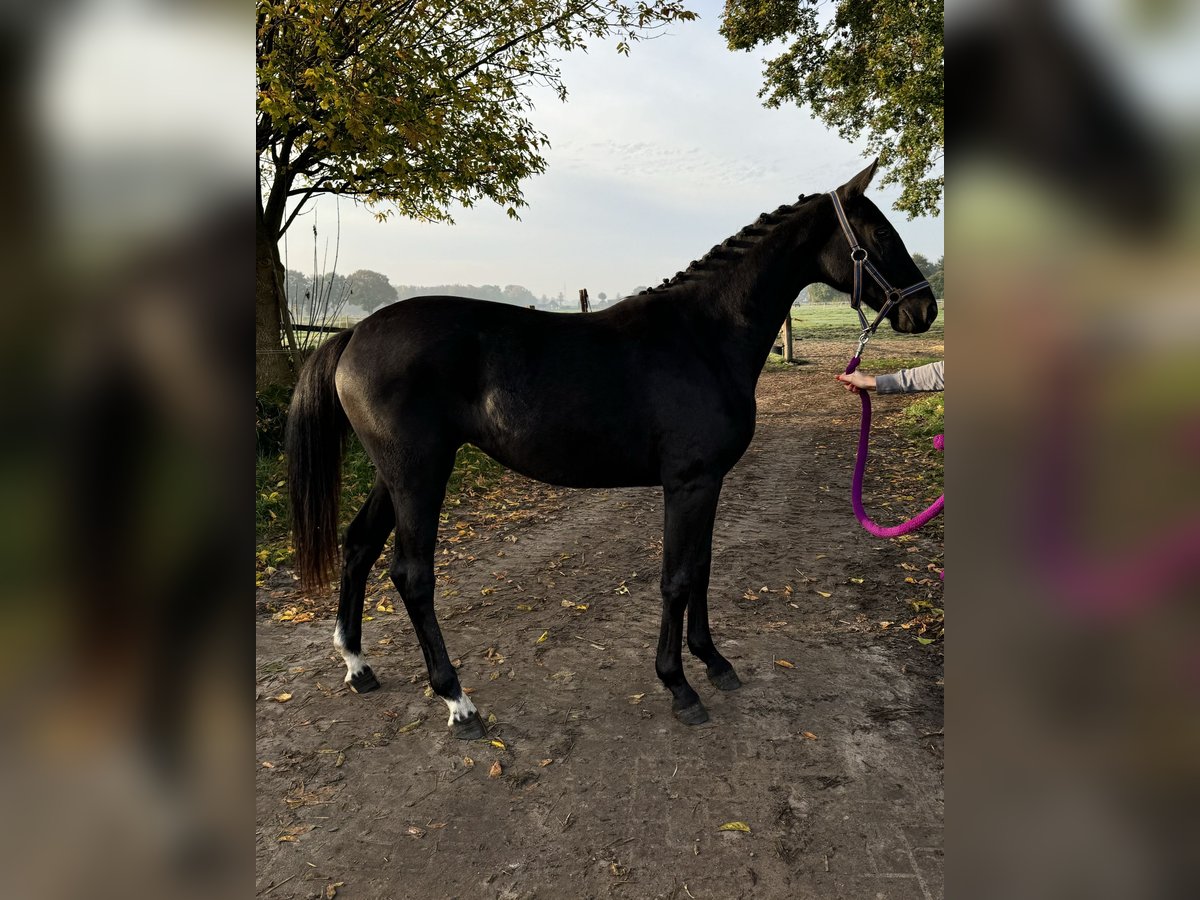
[721,0,943,218]
[257,0,699,229]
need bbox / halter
[828,190,944,550]
[827,190,931,358]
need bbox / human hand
[836,371,876,393]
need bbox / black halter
[827,191,931,357]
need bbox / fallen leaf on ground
[463,757,474,768]
[489,739,506,750]
[815,590,832,598]
[516,604,533,612]
[849,577,865,584]
[718,821,751,833]
[774,659,795,669]
[325,882,344,899]
[260,761,274,768]
[627,693,645,704]
[273,692,292,703]
[538,759,553,767]
[801,731,818,740]
[536,630,549,644]
[404,825,426,837]
[609,862,627,876]
[375,598,394,613]
[880,621,892,629]
[396,719,422,734]
[488,761,503,778]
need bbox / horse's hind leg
[387,453,486,740]
[333,477,395,692]
[658,477,729,725]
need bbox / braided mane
[635,194,817,296]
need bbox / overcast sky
[283,0,945,300]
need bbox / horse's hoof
[673,701,710,726]
[348,666,380,694]
[708,667,742,692]
[450,711,486,740]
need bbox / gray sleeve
[875,360,944,394]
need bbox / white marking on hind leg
[333,624,366,682]
[443,693,477,726]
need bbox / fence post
[579,288,590,313]
[781,309,794,362]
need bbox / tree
[928,253,943,299]
[256,0,697,388]
[347,269,398,314]
[722,0,943,218]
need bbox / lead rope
[845,353,944,538]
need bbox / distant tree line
[285,269,624,321]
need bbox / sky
[283,0,945,301]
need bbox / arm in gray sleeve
[875,360,944,394]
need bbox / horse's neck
[699,212,826,376]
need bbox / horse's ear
[838,158,879,198]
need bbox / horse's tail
[285,329,355,592]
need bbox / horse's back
[335,294,749,487]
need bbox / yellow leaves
[849,577,865,585]
[614,580,630,596]
[535,630,549,644]
[815,590,832,598]
[515,604,533,612]
[325,882,344,899]
[480,587,494,596]
[375,598,394,613]
[627,693,645,704]
[538,758,554,767]
[488,739,506,750]
[742,589,759,601]
[609,862,628,877]
[488,761,503,778]
[274,606,314,624]
[879,621,892,629]
[396,719,422,734]
[560,599,588,611]
[463,756,475,768]
[273,692,293,703]
[277,824,312,842]
[801,731,818,740]
[774,659,795,669]
[718,821,751,833]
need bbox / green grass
[789,301,945,340]
[902,394,944,439]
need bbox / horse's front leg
[657,477,724,725]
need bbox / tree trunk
[256,204,294,390]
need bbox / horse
[285,160,938,737]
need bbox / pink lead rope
[845,354,944,538]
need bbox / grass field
[789,301,945,340]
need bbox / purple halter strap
[845,354,944,539]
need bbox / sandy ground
[256,335,945,900]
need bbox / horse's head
[818,160,939,335]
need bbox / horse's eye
[873,227,891,242]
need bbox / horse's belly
[469,394,660,488]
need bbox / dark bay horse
[286,161,938,737]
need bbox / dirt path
[256,336,945,900]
